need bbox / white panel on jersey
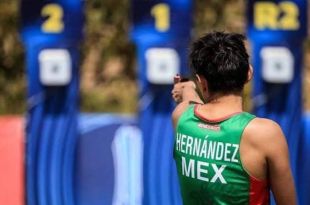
[39,49,72,86]
[145,48,180,84]
[260,47,294,83]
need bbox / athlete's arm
[171,81,202,104]
[172,101,190,128]
[250,119,297,205]
[264,121,296,205]
[171,81,203,128]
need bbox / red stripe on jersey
[194,104,243,123]
[249,176,270,205]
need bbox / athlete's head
[189,31,252,97]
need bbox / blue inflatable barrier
[75,114,143,205]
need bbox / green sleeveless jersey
[174,104,269,205]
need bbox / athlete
[171,32,296,205]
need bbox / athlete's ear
[195,74,209,102]
[199,75,208,89]
[195,74,202,84]
[195,74,206,90]
[247,65,253,82]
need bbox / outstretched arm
[171,80,203,104]
[171,80,203,128]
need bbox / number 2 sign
[247,0,307,38]
[254,1,299,30]
[21,0,84,41]
[41,4,64,33]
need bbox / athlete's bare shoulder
[246,117,282,135]
[244,117,296,204]
[245,117,284,137]
[243,117,288,158]
[172,101,191,128]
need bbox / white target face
[260,47,294,83]
[39,49,72,86]
[145,48,180,84]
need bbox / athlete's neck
[200,94,243,117]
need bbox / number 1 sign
[131,0,192,41]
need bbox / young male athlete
[171,32,296,205]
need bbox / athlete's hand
[172,80,196,103]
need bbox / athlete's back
[171,31,296,205]
[174,104,269,205]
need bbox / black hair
[189,31,250,94]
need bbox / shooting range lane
[247,0,308,204]
[20,1,84,204]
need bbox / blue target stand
[131,0,193,204]
[247,0,310,204]
[21,1,84,205]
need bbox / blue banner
[131,0,193,204]
[247,0,307,204]
[20,1,84,205]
